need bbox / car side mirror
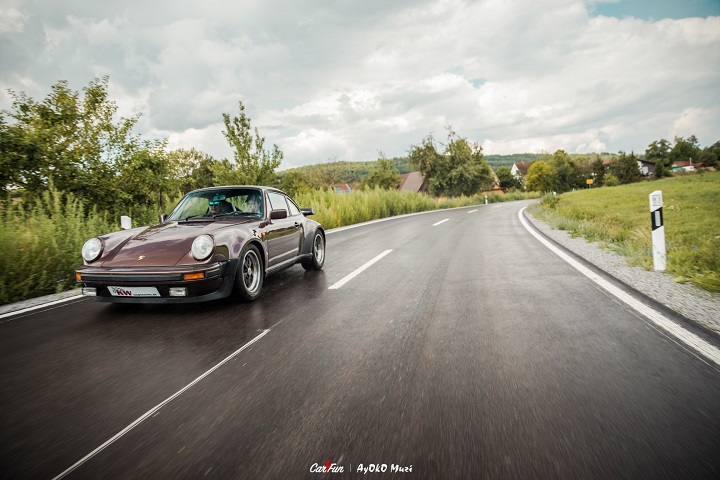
[301,208,315,216]
[270,209,288,220]
[159,213,169,223]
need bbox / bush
[0,188,117,304]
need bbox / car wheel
[236,244,264,301]
[302,231,325,271]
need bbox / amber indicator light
[183,272,205,281]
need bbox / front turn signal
[183,272,205,281]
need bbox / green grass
[0,189,117,304]
[295,187,539,230]
[529,172,720,292]
[0,186,539,305]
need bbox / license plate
[108,286,161,297]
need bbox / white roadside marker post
[649,190,666,271]
[121,215,132,230]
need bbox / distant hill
[484,154,544,168]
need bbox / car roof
[188,185,284,195]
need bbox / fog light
[169,287,187,297]
[82,287,96,296]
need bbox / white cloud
[0,8,28,33]
[1,0,718,167]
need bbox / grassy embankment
[0,187,540,305]
[528,172,720,292]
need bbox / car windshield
[167,188,264,221]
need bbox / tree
[610,151,642,185]
[645,139,671,177]
[701,140,720,168]
[548,150,584,193]
[167,148,217,192]
[408,129,494,197]
[590,155,606,187]
[279,169,312,197]
[212,102,282,186]
[0,77,168,213]
[496,166,523,190]
[361,156,401,190]
[525,161,553,192]
[669,135,701,166]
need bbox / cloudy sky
[1,0,719,169]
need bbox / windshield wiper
[179,214,215,222]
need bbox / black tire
[302,231,325,271]
[235,244,264,301]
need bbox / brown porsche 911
[75,186,325,303]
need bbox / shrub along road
[1,200,719,479]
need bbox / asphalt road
[2,200,719,479]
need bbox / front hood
[98,220,252,267]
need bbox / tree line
[494,137,719,194]
[0,77,501,217]
[2,76,717,217]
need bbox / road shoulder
[524,208,720,337]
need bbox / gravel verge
[525,208,720,337]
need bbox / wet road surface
[1,201,719,479]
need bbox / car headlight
[81,238,103,262]
[191,235,214,260]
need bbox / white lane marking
[325,204,486,235]
[0,295,84,321]
[519,207,720,367]
[328,250,393,290]
[52,329,271,480]
[432,218,449,226]
[468,210,478,213]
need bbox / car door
[265,191,302,268]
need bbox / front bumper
[75,260,239,303]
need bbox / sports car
[75,186,325,303]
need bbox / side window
[267,192,288,212]
[286,196,301,217]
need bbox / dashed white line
[468,210,478,213]
[432,218,449,226]
[328,250,393,290]
[519,207,720,367]
[52,329,270,480]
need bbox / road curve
[1,200,719,479]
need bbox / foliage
[484,153,545,168]
[167,148,217,192]
[591,155,606,186]
[408,129,495,197]
[0,187,116,304]
[294,187,539,230]
[0,77,170,214]
[278,169,313,198]
[669,135,701,166]
[525,160,553,192]
[548,150,586,193]
[530,172,720,292]
[496,166,523,190]
[608,151,642,185]
[603,172,620,187]
[645,139,672,177]
[360,157,402,190]
[211,101,282,186]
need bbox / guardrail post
[649,191,666,271]
[121,216,132,230]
